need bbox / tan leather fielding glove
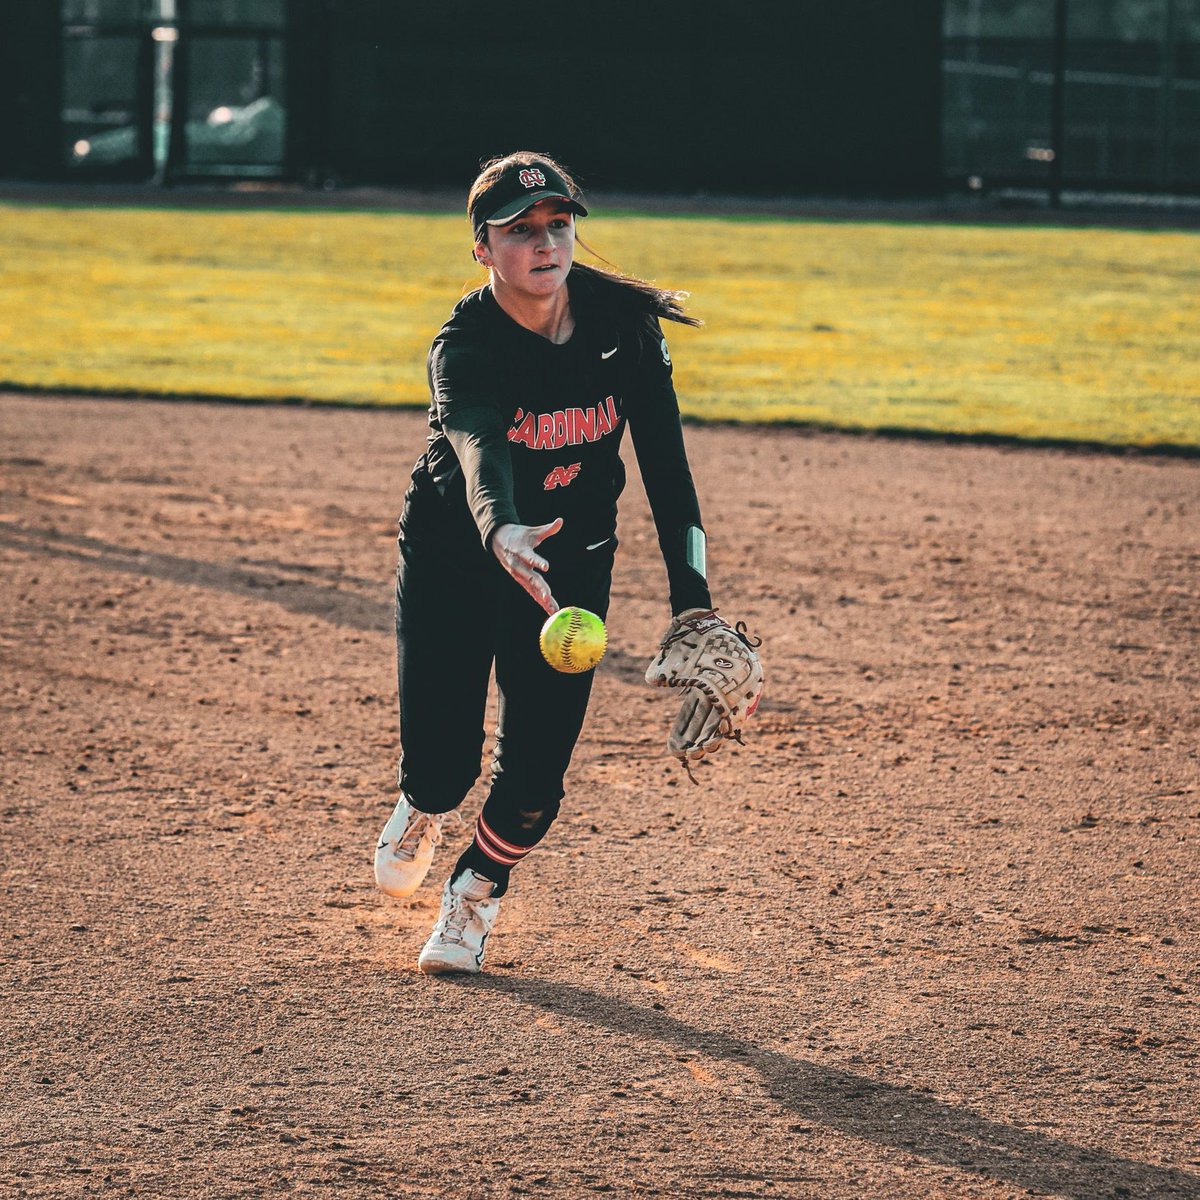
[645,608,764,773]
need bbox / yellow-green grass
[2,203,1197,447]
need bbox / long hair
[467,151,702,329]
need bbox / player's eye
[508,223,529,235]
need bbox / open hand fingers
[499,545,548,573]
[523,572,559,616]
[490,521,562,615]
[531,517,563,546]
[535,520,566,549]
[495,546,557,613]
[520,549,550,574]
[509,558,559,615]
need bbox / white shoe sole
[417,948,483,975]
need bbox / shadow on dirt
[597,644,650,686]
[0,523,391,634]
[455,974,1200,1199]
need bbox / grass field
[1,202,1197,447]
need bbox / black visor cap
[471,161,588,240]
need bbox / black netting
[174,34,286,174]
[186,0,285,28]
[291,0,943,195]
[944,0,1200,192]
[24,1,1200,194]
[0,1,62,177]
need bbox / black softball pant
[394,492,614,897]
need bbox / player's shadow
[455,974,1200,1199]
[596,643,650,685]
[0,523,390,633]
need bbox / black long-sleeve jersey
[416,268,711,615]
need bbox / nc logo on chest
[507,397,621,451]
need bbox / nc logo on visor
[518,168,547,189]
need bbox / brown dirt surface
[2,392,1198,1200]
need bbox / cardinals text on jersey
[508,396,621,451]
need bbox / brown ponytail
[467,151,702,329]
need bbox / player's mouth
[531,264,558,273]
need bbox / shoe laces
[442,895,472,945]
[395,808,461,861]
[441,892,482,945]
[441,877,490,946]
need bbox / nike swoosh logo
[600,346,618,359]
[586,538,611,551]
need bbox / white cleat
[373,794,449,898]
[417,870,500,975]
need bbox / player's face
[478,200,575,300]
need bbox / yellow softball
[539,606,607,674]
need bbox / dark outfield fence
[0,0,943,195]
[6,1,1197,198]
[944,0,1200,194]
[0,2,62,180]
[287,0,943,194]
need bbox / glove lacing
[659,608,762,650]
[733,620,762,649]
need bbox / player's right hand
[491,518,562,616]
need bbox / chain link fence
[944,0,1200,193]
[6,1,1198,197]
[2,0,943,195]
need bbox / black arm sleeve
[442,406,521,550]
[428,335,519,549]
[627,320,713,615]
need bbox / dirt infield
[2,392,1197,1199]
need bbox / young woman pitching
[374,152,762,974]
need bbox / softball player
[374,152,718,975]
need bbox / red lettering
[507,399,622,450]
[543,463,582,490]
[595,402,612,438]
[508,411,536,447]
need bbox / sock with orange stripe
[452,808,549,898]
